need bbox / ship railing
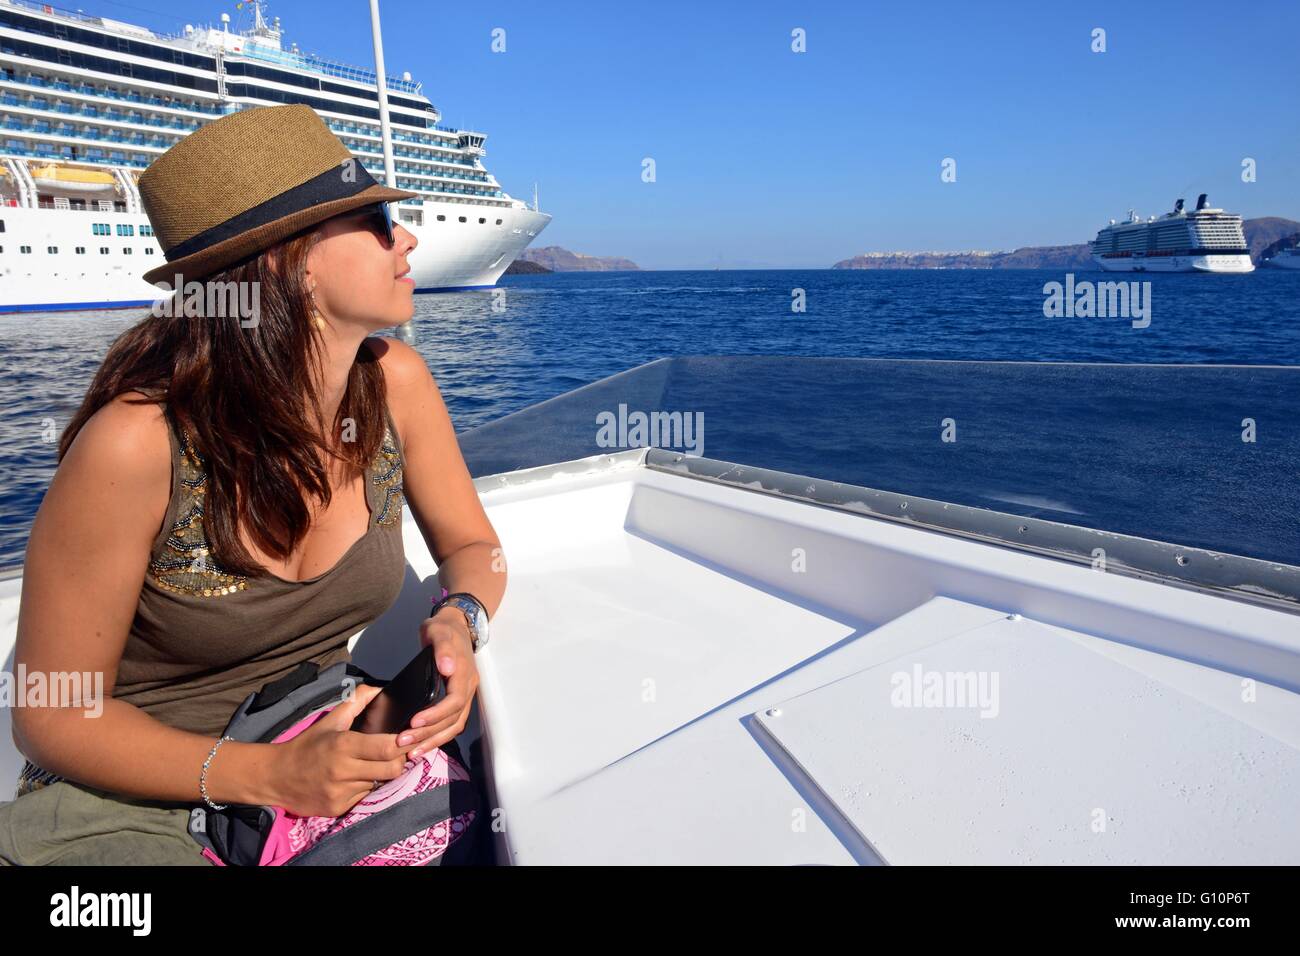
[0,146,149,169]
[1,0,427,94]
[322,123,470,155]
[232,43,422,96]
[5,0,124,30]
[2,116,174,144]
[1,73,230,117]
[9,99,198,132]
[337,139,478,171]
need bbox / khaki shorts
[0,778,215,866]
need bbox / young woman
[0,105,505,864]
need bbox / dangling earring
[309,286,326,330]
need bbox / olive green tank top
[15,404,407,797]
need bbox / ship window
[496,219,503,225]
[437,215,445,221]
[478,218,486,224]
[0,220,5,233]
[75,247,86,255]
[144,248,154,255]
[20,245,32,254]
[458,216,466,223]
[123,247,133,255]
[100,247,109,254]
[47,246,58,254]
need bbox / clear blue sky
[78,0,1300,268]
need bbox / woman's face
[305,203,418,330]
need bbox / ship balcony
[0,72,234,118]
[339,139,477,170]
[0,119,172,151]
[0,142,151,170]
[1,97,200,133]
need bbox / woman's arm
[376,338,507,617]
[374,339,507,751]
[12,396,281,806]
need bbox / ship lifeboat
[29,164,118,195]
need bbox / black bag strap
[248,661,320,714]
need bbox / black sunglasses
[348,201,395,248]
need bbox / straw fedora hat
[139,103,417,286]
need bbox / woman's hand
[399,608,481,758]
[270,683,412,817]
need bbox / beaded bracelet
[200,735,234,811]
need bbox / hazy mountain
[518,246,640,272]
[832,218,1300,270]
[1245,218,1300,262]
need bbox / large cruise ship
[1089,194,1253,273]
[0,0,550,312]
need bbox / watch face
[451,597,488,644]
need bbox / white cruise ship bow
[0,0,550,311]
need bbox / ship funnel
[1196,193,1208,210]
[1174,198,1184,213]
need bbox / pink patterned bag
[188,661,482,866]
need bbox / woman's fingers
[408,659,477,731]
[323,681,384,730]
[404,696,476,755]
[344,753,409,783]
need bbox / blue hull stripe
[1,286,498,313]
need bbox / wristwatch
[431,592,490,652]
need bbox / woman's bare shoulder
[367,336,432,389]
[56,392,173,507]
[366,336,441,442]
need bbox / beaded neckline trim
[147,422,404,597]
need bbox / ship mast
[368,0,397,189]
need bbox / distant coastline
[513,246,640,273]
[832,217,1300,271]
[506,218,1299,274]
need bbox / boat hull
[0,201,550,312]
[1093,253,1255,273]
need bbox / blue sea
[2,268,1298,570]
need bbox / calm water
[2,268,1298,569]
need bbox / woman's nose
[396,223,417,253]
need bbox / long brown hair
[59,227,387,576]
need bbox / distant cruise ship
[0,0,550,312]
[1264,246,1300,270]
[1090,194,1253,273]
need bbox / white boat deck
[2,448,1298,864]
